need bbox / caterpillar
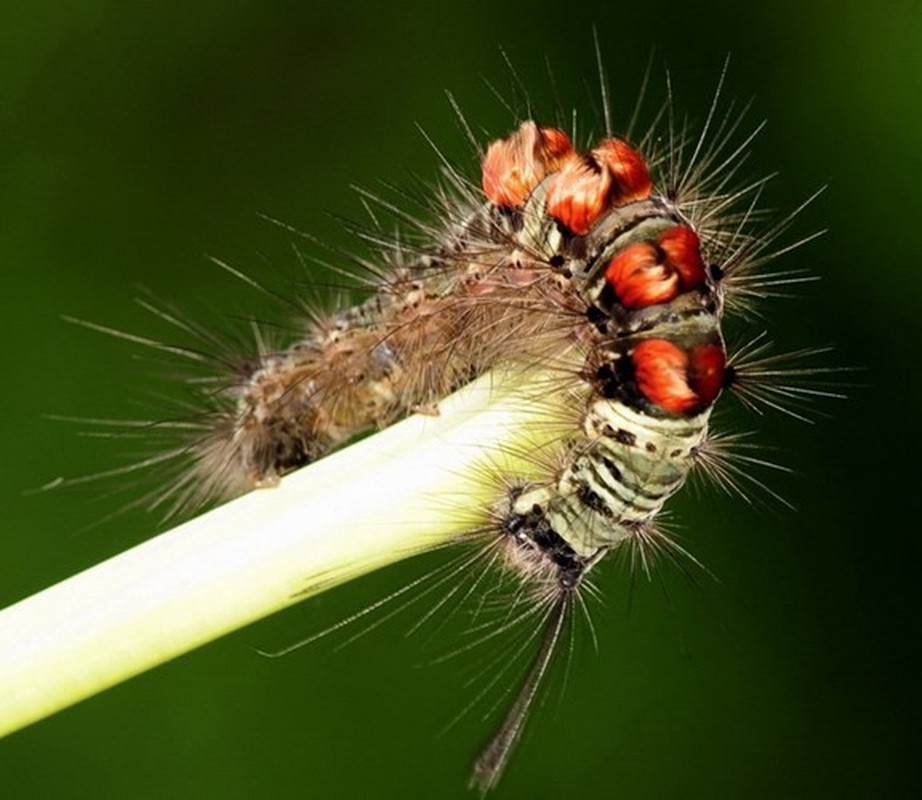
[69,56,829,791]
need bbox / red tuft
[688,344,726,406]
[545,154,613,235]
[632,339,698,414]
[481,122,574,207]
[546,138,652,236]
[603,225,705,308]
[657,226,705,289]
[591,138,653,205]
[604,243,680,308]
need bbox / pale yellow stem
[0,369,565,739]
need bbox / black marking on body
[600,456,622,482]
[576,482,614,518]
[503,502,587,589]
[592,357,647,409]
[586,304,608,333]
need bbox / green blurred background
[1,1,919,798]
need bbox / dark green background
[1,2,918,798]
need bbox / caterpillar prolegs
[99,64,824,790]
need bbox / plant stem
[0,369,565,739]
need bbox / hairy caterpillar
[63,54,830,792]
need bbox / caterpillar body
[82,61,826,791]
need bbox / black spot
[557,563,583,590]
[709,263,724,281]
[645,442,657,453]
[502,514,525,535]
[549,254,565,268]
[594,363,620,399]
[586,305,607,326]
[614,428,637,446]
[598,282,618,309]
[237,357,262,379]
